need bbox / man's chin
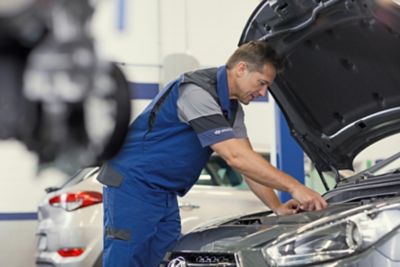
[239,99,250,105]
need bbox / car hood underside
[239,0,400,172]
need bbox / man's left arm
[239,138,300,215]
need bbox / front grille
[165,252,237,267]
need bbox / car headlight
[263,201,400,266]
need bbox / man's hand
[211,138,328,212]
[290,184,328,211]
[273,199,300,215]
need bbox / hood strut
[316,168,330,191]
[330,166,341,184]
[316,165,341,192]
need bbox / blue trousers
[102,177,181,267]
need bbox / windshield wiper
[390,168,400,174]
[366,168,400,177]
[361,171,374,179]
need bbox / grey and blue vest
[108,66,238,196]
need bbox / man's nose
[259,87,267,97]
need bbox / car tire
[97,63,131,162]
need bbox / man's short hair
[226,41,284,73]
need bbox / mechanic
[97,40,328,267]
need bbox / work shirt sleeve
[177,84,238,147]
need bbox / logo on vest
[214,128,233,135]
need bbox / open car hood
[239,0,400,171]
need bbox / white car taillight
[49,191,102,211]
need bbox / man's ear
[236,61,247,77]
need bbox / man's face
[233,62,277,105]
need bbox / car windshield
[197,153,269,188]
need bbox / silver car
[35,155,267,267]
[164,152,400,266]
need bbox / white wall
[93,0,161,89]
[158,0,259,66]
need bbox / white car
[35,155,267,267]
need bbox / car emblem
[168,256,187,267]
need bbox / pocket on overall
[103,185,134,243]
[97,163,125,187]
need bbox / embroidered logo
[214,128,233,135]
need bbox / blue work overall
[99,66,236,266]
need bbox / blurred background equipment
[0,0,131,173]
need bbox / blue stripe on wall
[129,82,160,99]
[117,0,126,31]
[0,212,37,221]
[128,82,268,102]
[275,105,304,202]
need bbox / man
[97,41,328,267]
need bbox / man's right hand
[290,184,328,211]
